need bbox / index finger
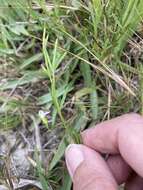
[82,113,143,177]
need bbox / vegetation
[0,0,143,189]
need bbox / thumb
[65,144,118,190]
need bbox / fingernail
[65,144,84,179]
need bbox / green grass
[0,0,143,189]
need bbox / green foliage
[0,0,143,189]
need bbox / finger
[107,155,132,184]
[82,113,143,177]
[65,144,118,190]
[125,174,143,190]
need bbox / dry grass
[0,0,143,189]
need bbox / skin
[65,113,143,190]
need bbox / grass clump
[0,0,143,189]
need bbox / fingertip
[65,144,84,179]
[81,113,143,155]
[72,146,118,190]
[81,127,96,146]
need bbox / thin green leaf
[20,53,43,69]
[49,138,66,171]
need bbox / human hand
[65,113,143,190]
